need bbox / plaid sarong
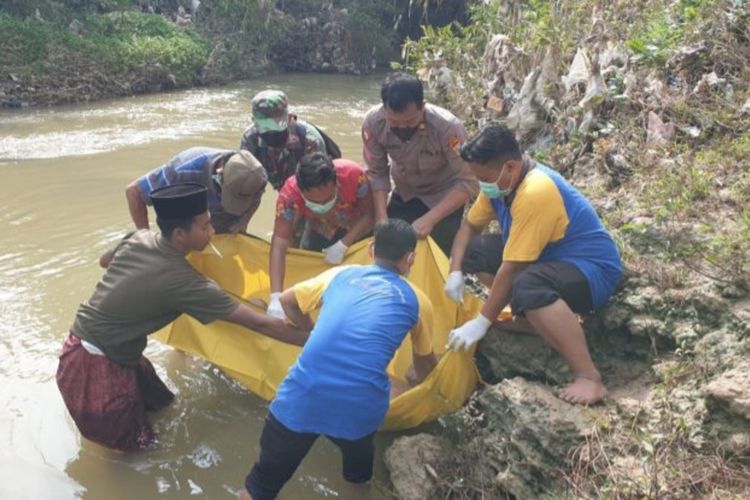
[56,333,174,451]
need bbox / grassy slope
[0,8,211,105]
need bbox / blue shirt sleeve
[137,164,173,205]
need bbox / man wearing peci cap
[126,147,267,234]
[240,90,326,190]
[57,184,309,452]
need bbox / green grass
[0,10,211,85]
[648,164,713,220]
[0,13,60,67]
[626,12,684,65]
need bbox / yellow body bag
[154,234,485,430]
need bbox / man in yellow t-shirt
[444,125,622,405]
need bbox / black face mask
[261,130,289,148]
[391,126,419,142]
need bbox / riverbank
[0,2,375,107]
[383,0,750,498]
[0,0,469,108]
[0,9,213,107]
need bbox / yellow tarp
[154,234,484,431]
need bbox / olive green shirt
[71,230,238,366]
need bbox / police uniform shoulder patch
[446,134,462,157]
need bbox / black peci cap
[151,183,208,220]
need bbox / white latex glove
[444,270,465,304]
[446,314,493,351]
[267,292,287,321]
[323,239,348,265]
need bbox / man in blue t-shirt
[242,219,438,500]
[444,125,622,406]
[126,147,267,234]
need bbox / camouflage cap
[252,90,289,133]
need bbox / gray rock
[627,314,668,338]
[704,362,750,420]
[663,287,729,324]
[476,378,595,498]
[672,321,700,349]
[622,286,665,311]
[731,305,750,337]
[601,303,630,330]
[603,152,632,186]
[384,434,451,500]
[694,329,745,374]
[476,310,653,387]
[721,284,748,299]
[476,328,569,384]
[702,361,750,456]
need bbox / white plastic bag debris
[647,111,675,144]
[563,48,591,92]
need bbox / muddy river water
[0,73,408,499]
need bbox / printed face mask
[303,193,337,215]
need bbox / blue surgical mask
[303,193,337,215]
[479,167,512,199]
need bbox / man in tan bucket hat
[126,147,267,234]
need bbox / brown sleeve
[168,269,239,324]
[362,111,391,193]
[111,231,137,256]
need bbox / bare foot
[557,377,608,405]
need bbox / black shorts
[387,192,464,256]
[302,227,348,252]
[245,412,375,500]
[462,233,593,316]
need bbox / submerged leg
[136,356,175,412]
[56,334,161,451]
